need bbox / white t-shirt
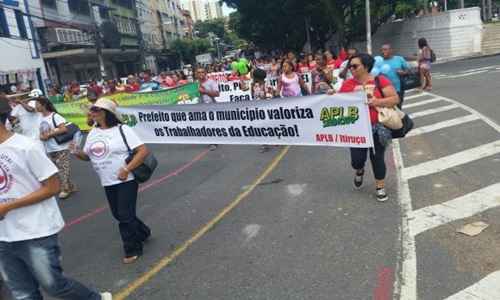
[200,79,219,104]
[84,125,144,187]
[10,102,42,141]
[0,134,65,242]
[39,113,69,153]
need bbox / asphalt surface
[2,55,500,300]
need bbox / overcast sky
[221,2,236,16]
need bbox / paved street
[2,55,500,300]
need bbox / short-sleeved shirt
[200,79,219,104]
[84,125,144,187]
[379,56,409,92]
[0,134,65,242]
[39,113,69,153]
[10,102,42,141]
[339,75,393,124]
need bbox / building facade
[138,0,184,73]
[181,9,193,38]
[0,0,48,94]
[31,0,142,85]
[183,0,223,22]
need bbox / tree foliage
[171,38,212,64]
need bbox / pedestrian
[36,97,76,200]
[278,60,310,97]
[196,67,220,151]
[8,89,42,144]
[312,57,334,95]
[338,53,400,202]
[251,68,273,153]
[417,38,433,91]
[0,100,112,300]
[71,98,152,264]
[339,47,359,80]
[378,43,410,108]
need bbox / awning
[42,48,140,59]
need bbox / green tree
[171,38,212,64]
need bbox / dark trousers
[104,180,151,257]
[350,133,387,181]
[0,235,100,300]
[397,89,405,109]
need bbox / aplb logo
[121,114,138,127]
[0,161,13,195]
[88,140,109,160]
[320,106,359,128]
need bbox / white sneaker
[376,188,389,202]
[100,292,113,300]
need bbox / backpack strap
[118,125,133,155]
[51,113,57,128]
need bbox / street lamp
[366,0,372,55]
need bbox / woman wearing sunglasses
[71,98,151,264]
[338,54,400,202]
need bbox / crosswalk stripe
[443,271,500,300]
[406,114,481,137]
[405,93,427,100]
[443,70,489,79]
[409,183,500,236]
[409,104,459,119]
[404,97,446,109]
[402,140,500,180]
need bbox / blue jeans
[0,234,101,300]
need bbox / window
[41,0,57,9]
[14,10,27,39]
[68,0,90,16]
[0,8,9,37]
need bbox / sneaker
[58,191,71,199]
[353,170,364,190]
[376,188,389,202]
[209,144,218,151]
[100,292,113,300]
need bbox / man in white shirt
[0,100,111,300]
[196,67,220,151]
[10,98,42,140]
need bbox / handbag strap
[118,125,133,155]
[374,76,385,98]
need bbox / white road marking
[242,224,261,243]
[407,114,481,137]
[408,183,500,236]
[287,184,306,197]
[405,93,428,100]
[395,91,500,300]
[443,70,489,79]
[404,97,446,109]
[392,140,418,300]
[409,104,459,119]
[402,140,500,180]
[443,271,500,299]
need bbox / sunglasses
[349,64,362,70]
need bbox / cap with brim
[91,98,121,121]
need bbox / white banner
[117,92,374,148]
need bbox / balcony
[40,27,94,51]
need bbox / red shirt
[125,82,140,92]
[326,59,337,70]
[339,75,392,124]
[298,63,309,74]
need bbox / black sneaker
[376,188,389,202]
[353,169,364,189]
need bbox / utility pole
[444,0,448,11]
[365,0,372,55]
[487,0,493,20]
[460,0,465,9]
[88,1,106,80]
[304,17,312,53]
[132,0,146,71]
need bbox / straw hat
[91,98,121,120]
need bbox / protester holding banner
[71,98,152,264]
[278,60,310,97]
[36,97,77,200]
[312,58,335,95]
[338,54,400,202]
[197,67,220,151]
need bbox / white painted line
[405,93,428,100]
[444,70,489,79]
[403,140,500,180]
[409,183,500,236]
[392,140,418,300]
[408,104,459,119]
[404,97,446,109]
[406,114,481,137]
[443,271,500,300]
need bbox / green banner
[54,83,200,131]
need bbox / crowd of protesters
[0,37,433,299]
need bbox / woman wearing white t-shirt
[71,98,151,264]
[35,97,76,199]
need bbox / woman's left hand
[40,132,50,141]
[118,167,129,181]
[367,97,384,107]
